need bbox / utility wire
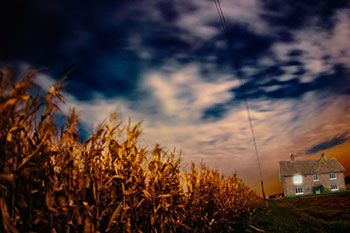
[213,0,266,200]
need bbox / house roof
[279,158,345,177]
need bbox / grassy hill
[252,192,350,233]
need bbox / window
[293,175,302,184]
[329,173,336,180]
[331,184,338,191]
[313,174,319,181]
[296,187,303,195]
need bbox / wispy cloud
[306,135,348,154]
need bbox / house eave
[281,170,345,177]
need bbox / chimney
[290,153,295,162]
[321,153,326,161]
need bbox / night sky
[1,0,349,196]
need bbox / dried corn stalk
[0,68,263,233]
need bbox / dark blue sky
[1,0,348,101]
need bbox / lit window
[329,173,336,180]
[296,187,303,195]
[330,184,338,191]
[293,175,302,184]
[313,174,319,181]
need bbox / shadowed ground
[252,192,350,233]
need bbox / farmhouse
[279,153,345,197]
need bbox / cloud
[5,0,348,108]
[175,0,268,40]
[259,0,348,31]
[306,135,347,154]
[144,66,239,121]
[1,0,276,100]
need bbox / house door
[316,188,321,194]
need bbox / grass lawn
[251,192,350,233]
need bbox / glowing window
[293,175,302,184]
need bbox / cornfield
[0,68,263,232]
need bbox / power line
[213,0,266,200]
